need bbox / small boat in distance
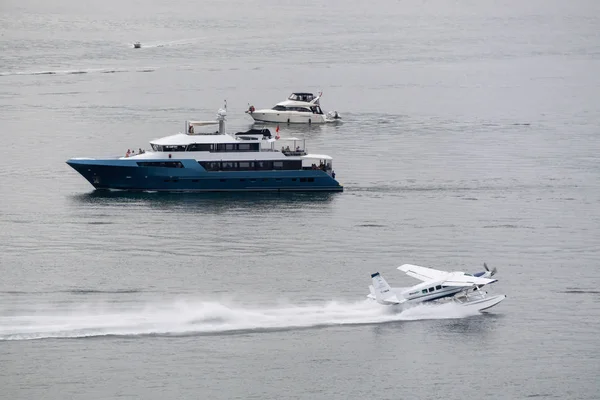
[246,92,341,124]
[133,42,141,49]
[66,103,343,193]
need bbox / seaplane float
[368,263,505,312]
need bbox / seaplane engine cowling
[484,263,497,277]
[474,263,498,278]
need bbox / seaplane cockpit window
[422,289,427,294]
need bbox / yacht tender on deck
[246,92,341,124]
[66,104,343,192]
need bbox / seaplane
[368,263,505,312]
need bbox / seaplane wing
[443,274,497,287]
[397,264,448,282]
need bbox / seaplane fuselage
[368,264,505,311]
[402,280,467,303]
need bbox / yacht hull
[67,158,343,192]
[248,111,329,124]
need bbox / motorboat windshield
[288,93,315,102]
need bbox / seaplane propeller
[483,262,497,277]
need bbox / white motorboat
[246,92,341,124]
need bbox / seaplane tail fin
[370,273,402,305]
[368,285,376,299]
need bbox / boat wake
[0,67,155,77]
[0,298,481,341]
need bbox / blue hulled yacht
[66,106,343,192]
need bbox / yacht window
[238,143,251,151]
[137,161,184,168]
[256,161,273,170]
[187,143,211,151]
[199,160,297,171]
[163,145,187,152]
[199,161,220,171]
[284,160,302,170]
[272,105,286,111]
[225,144,235,151]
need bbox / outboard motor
[327,110,341,120]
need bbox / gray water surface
[1,0,600,399]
